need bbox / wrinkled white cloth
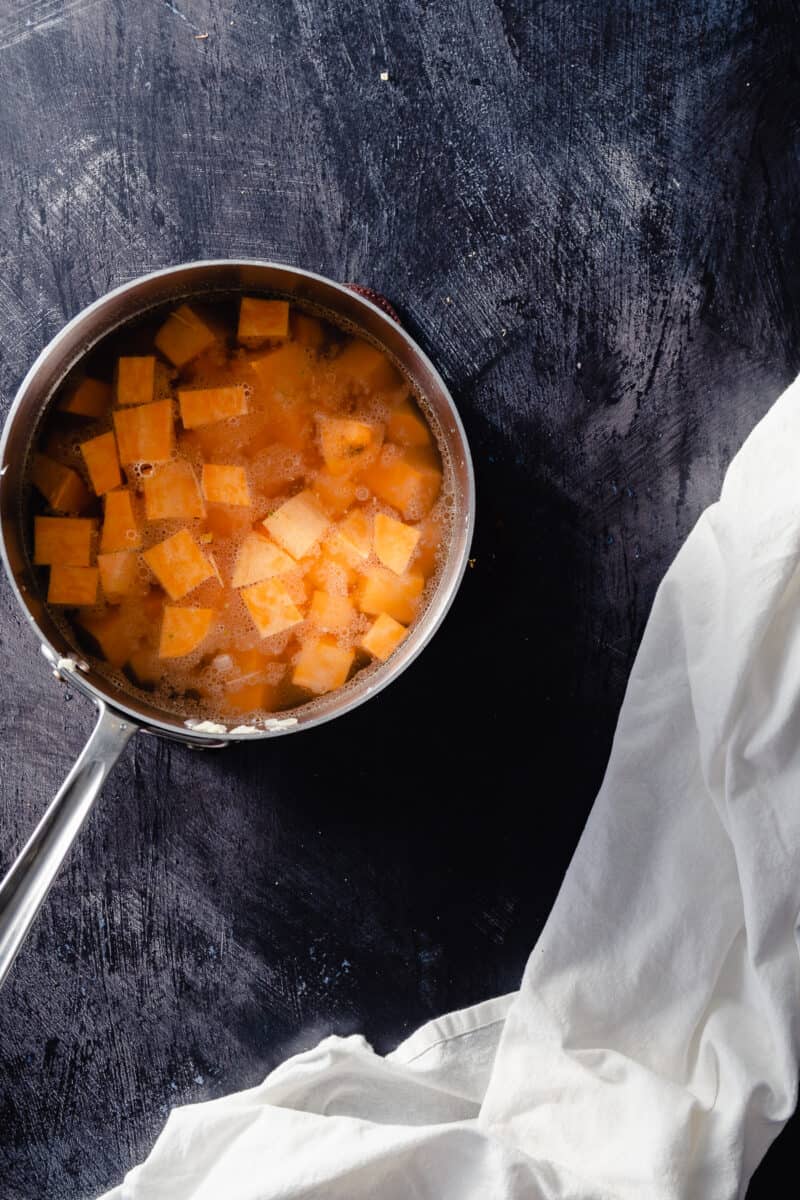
[100,376,800,1200]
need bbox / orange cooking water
[28,296,448,721]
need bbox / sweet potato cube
[98,551,140,602]
[143,460,205,520]
[100,490,141,553]
[222,680,280,715]
[34,516,95,566]
[229,646,274,679]
[386,403,432,447]
[360,612,408,661]
[374,513,421,575]
[250,343,314,400]
[113,399,174,464]
[182,411,267,461]
[178,385,248,429]
[317,416,383,476]
[201,464,251,507]
[248,442,305,498]
[232,533,294,589]
[158,606,215,658]
[309,589,354,632]
[359,449,442,520]
[292,636,354,695]
[80,432,122,496]
[59,377,111,418]
[77,609,130,667]
[263,490,329,560]
[305,547,356,594]
[332,509,372,562]
[31,453,91,513]
[291,311,326,350]
[312,470,358,517]
[269,398,314,452]
[143,529,216,601]
[332,338,401,392]
[240,577,304,640]
[47,564,99,607]
[238,298,290,345]
[155,304,217,367]
[204,506,253,539]
[357,566,424,624]
[116,356,156,406]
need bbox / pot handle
[0,701,136,988]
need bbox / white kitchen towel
[100,375,800,1200]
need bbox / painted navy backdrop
[0,1,798,1195]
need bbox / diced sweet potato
[59,377,111,418]
[238,298,290,345]
[291,311,326,350]
[100,489,141,553]
[386,402,432,447]
[154,304,216,367]
[113,399,174,464]
[34,516,95,565]
[98,551,140,602]
[248,443,305,499]
[159,606,215,658]
[240,577,304,639]
[203,506,253,539]
[180,412,265,462]
[77,609,130,667]
[373,512,421,575]
[221,679,281,715]
[312,470,358,517]
[304,546,356,595]
[331,338,401,392]
[176,343,231,387]
[143,460,205,520]
[31,453,91,513]
[80,431,122,496]
[309,589,354,632]
[250,343,314,400]
[317,416,383,475]
[360,612,408,661]
[358,448,442,520]
[268,397,313,452]
[47,564,99,606]
[116,356,156,406]
[229,646,275,679]
[331,508,372,562]
[143,529,216,600]
[292,636,354,695]
[357,566,424,624]
[263,490,329,560]
[232,533,294,589]
[178,385,248,429]
[201,464,251,507]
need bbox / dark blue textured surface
[0,1,798,1195]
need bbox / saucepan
[0,260,474,987]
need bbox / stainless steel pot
[0,260,474,988]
